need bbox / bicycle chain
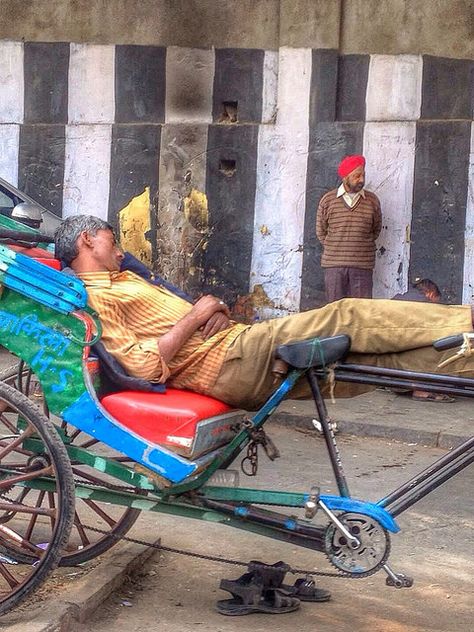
[0,482,349,579]
[80,522,355,579]
[0,470,387,580]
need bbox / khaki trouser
[209,298,473,409]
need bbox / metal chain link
[80,522,353,579]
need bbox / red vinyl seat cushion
[100,388,233,447]
[10,245,61,270]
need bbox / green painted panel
[0,287,88,413]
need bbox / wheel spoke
[0,524,45,556]
[79,438,100,449]
[0,465,53,489]
[47,493,56,531]
[0,426,34,460]
[25,491,45,541]
[0,562,20,589]
[82,499,118,528]
[73,512,90,546]
[0,415,20,435]
[0,502,55,519]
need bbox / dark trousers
[324,267,373,303]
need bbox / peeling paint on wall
[182,187,211,285]
[232,283,275,323]
[157,124,209,294]
[118,187,152,266]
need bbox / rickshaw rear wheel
[0,361,143,567]
[0,380,75,615]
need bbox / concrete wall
[1,1,473,59]
[0,0,280,49]
[280,0,474,59]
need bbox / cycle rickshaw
[0,217,471,615]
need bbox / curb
[271,411,470,450]
[3,539,159,632]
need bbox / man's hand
[158,295,230,364]
[190,295,230,326]
[201,312,231,339]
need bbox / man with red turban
[316,155,382,302]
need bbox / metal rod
[321,370,474,398]
[200,497,326,545]
[332,363,474,388]
[379,436,474,508]
[388,449,474,517]
[307,369,350,497]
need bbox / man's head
[54,214,124,273]
[338,155,366,193]
[413,278,442,303]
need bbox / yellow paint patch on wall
[118,188,152,266]
[183,188,208,233]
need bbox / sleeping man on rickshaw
[54,214,474,412]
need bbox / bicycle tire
[0,380,75,615]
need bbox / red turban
[338,155,366,178]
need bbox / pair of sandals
[217,562,331,616]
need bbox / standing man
[316,155,382,302]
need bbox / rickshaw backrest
[92,340,166,395]
[0,244,87,314]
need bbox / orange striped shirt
[78,271,249,393]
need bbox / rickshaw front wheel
[0,380,75,615]
[0,360,143,567]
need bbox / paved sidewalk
[274,388,473,449]
[1,538,159,632]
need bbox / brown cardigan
[316,188,382,269]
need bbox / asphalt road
[78,426,474,632]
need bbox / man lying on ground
[54,215,474,410]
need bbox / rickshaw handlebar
[433,333,468,351]
[0,228,55,244]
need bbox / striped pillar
[364,55,422,298]
[251,47,312,315]
[462,123,474,304]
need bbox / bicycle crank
[324,512,391,577]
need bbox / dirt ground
[78,427,473,632]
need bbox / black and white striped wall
[0,41,472,309]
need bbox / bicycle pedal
[385,574,414,588]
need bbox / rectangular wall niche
[219,159,236,177]
[219,101,238,123]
